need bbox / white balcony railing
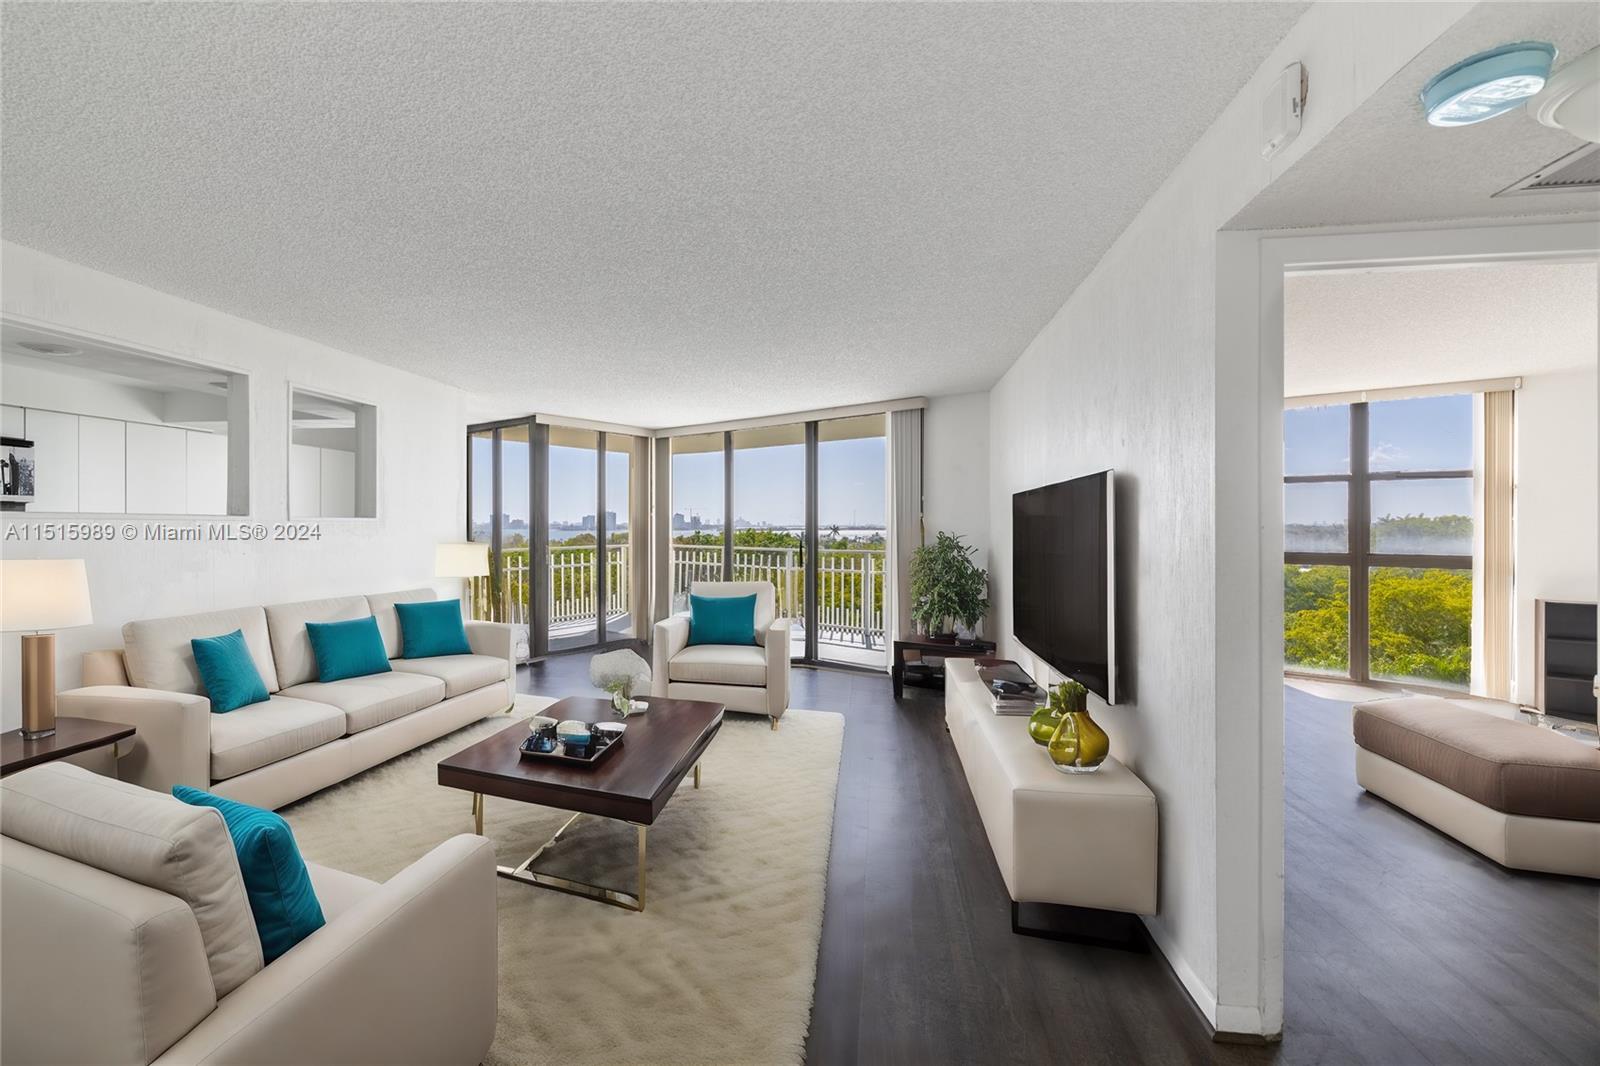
[472,542,884,661]
[674,544,884,653]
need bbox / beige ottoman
[1353,697,1600,878]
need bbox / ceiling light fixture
[1422,41,1556,127]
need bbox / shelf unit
[1535,600,1598,723]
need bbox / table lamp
[2,559,94,739]
[435,542,490,612]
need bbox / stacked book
[976,658,1041,716]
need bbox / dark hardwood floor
[1279,685,1597,1066]
[518,657,1599,1066]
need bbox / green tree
[1283,565,1349,672]
[1368,567,1470,685]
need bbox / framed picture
[1,436,36,507]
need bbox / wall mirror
[289,386,376,519]
[0,320,248,515]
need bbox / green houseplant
[908,532,989,641]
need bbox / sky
[470,434,886,529]
[1284,394,1474,526]
[672,436,886,528]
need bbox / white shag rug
[282,698,844,1066]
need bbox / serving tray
[518,726,624,766]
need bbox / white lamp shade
[435,542,490,579]
[1,559,94,631]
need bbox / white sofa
[1,762,496,1066]
[651,580,790,728]
[59,588,515,810]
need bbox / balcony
[472,543,886,666]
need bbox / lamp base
[20,632,58,741]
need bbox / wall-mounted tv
[1012,469,1116,703]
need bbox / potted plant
[908,531,989,643]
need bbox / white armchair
[652,581,791,728]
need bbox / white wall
[923,392,992,632]
[1515,364,1599,707]
[986,1,1471,1036]
[0,242,473,728]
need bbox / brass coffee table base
[469,761,699,913]
[496,809,647,911]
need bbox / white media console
[944,658,1158,944]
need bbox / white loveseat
[1,762,497,1066]
[60,588,514,810]
[652,581,790,728]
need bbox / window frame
[1284,400,1472,688]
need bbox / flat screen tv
[1012,469,1116,703]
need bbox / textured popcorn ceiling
[1285,261,1598,398]
[1,2,1306,427]
[1231,1,1600,231]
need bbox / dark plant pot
[927,632,958,645]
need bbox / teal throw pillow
[172,786,325,964]
[396,599,472,658]
[305,616,391,682]
[191,629,270,713]
[688,593,758,647]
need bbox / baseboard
[1140,916,1216,1022]
[1138,916,1283,1044]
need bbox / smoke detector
[1528,45,1600,143]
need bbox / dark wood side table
[2,717,136,777]
[892,637,997,699]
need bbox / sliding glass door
[467,426,498,626]
[465,419,537,663]
[733,424,807,661]
[816,415,887,667]
[468,419,645,659]
[1284,394,1474,690]
[664,414,890,669]
[548,426,600,652]
[604,434,637,641]
[670,432,725,613]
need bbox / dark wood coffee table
[436,695,723,911]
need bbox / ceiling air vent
[1493,142,1600,198]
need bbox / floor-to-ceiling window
[468,419,646,659]
[670,432,726,613]
[548,426,600,652]
[1284,393,1474,690]
[661,411,893,670]
[465,419,538,662]
[815,414,887,667]
[604,433,634,642]
[467,426,498,626]
[498,423,534,660]
[733,424,807,660]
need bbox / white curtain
[651,438,672,626]
[886,408,924,668]
[1479,389,1515,700]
